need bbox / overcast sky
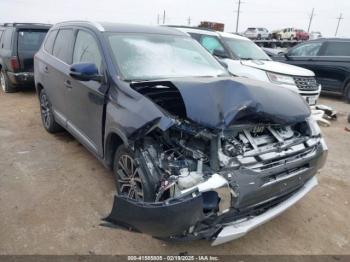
[0,0,349,37]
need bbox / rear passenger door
[65,29,106,157]
[45,28,75,125]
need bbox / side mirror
[284,53,290,60]
[213,49,229,59]
[69,63,103,82]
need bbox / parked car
[0,23,51,93]
[263,47,286,58]
[243,27,270,40]
[173,26,321,106]
[310,31,322,40]
[273,38,350,102]
[295,29,309,41]
[276,28,300,40]
[35,21,327,245]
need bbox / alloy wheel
[40,93,51,128]
[116,154,144,201]
[0,72,6,92]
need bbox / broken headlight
[306,117,321,136]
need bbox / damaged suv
[34,21,328,246]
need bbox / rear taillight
[9,56,19,71]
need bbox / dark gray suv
[34,21,327,245]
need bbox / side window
[200,35,226,54]
[44,30,58,54]
[52,29,75,64]
[2,29,13,49]
[322,41,350,56]
[72,30,102,72]
[289,42,322,56]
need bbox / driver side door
[65,29,107,157]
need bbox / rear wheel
[39,89,62,133]
[113,145,156,202]
[0,70,17,93]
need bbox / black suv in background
[0,23,51,93]
[34,21,327,245]
[274,38,350,102]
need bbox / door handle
[64,80,72,89]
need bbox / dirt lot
[0,89,349,255]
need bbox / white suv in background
[173,26,321,106]
[243,27,270,40]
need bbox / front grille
[293,76,319,91]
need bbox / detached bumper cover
[212,176,318,246]
[103,193,204,238]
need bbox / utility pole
[187,16,191,26]
[163,10,166,24]
[235,0,242,33]
[157,14,160,25]
[335,13,343,36]
[307,8,315,33]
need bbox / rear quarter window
[322,41,350,56]
[18,30,47,51]
[52,29,75,64]
[2,29,13,49]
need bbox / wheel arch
[36,82,44,97]
[104,131,127,169]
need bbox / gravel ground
[0,89,349,255]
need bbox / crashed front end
[104,77,328,245]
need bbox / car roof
[0,23,51,30]
[308,37,350,42]
[53,21,186,36]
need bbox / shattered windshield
[107,33,228,81]
[223,37,271,61]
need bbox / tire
[344,83,350,103]
[39,89,63,133]
[0,70,17,93]
[113,145,157,202]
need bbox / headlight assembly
[267,72,295,85]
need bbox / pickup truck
[34,21,328,246]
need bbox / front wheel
[39,89,63,133]
[0,70,16,93]
[344,83,350,103]
[113,145,156,202]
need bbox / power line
[235,0,243,33]
[335,13,343,36]
[307,8,315,33]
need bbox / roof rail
[3,22,52,27]
[54,20,104,31]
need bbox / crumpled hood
[131,76,311,129]
[240,60,314,76]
